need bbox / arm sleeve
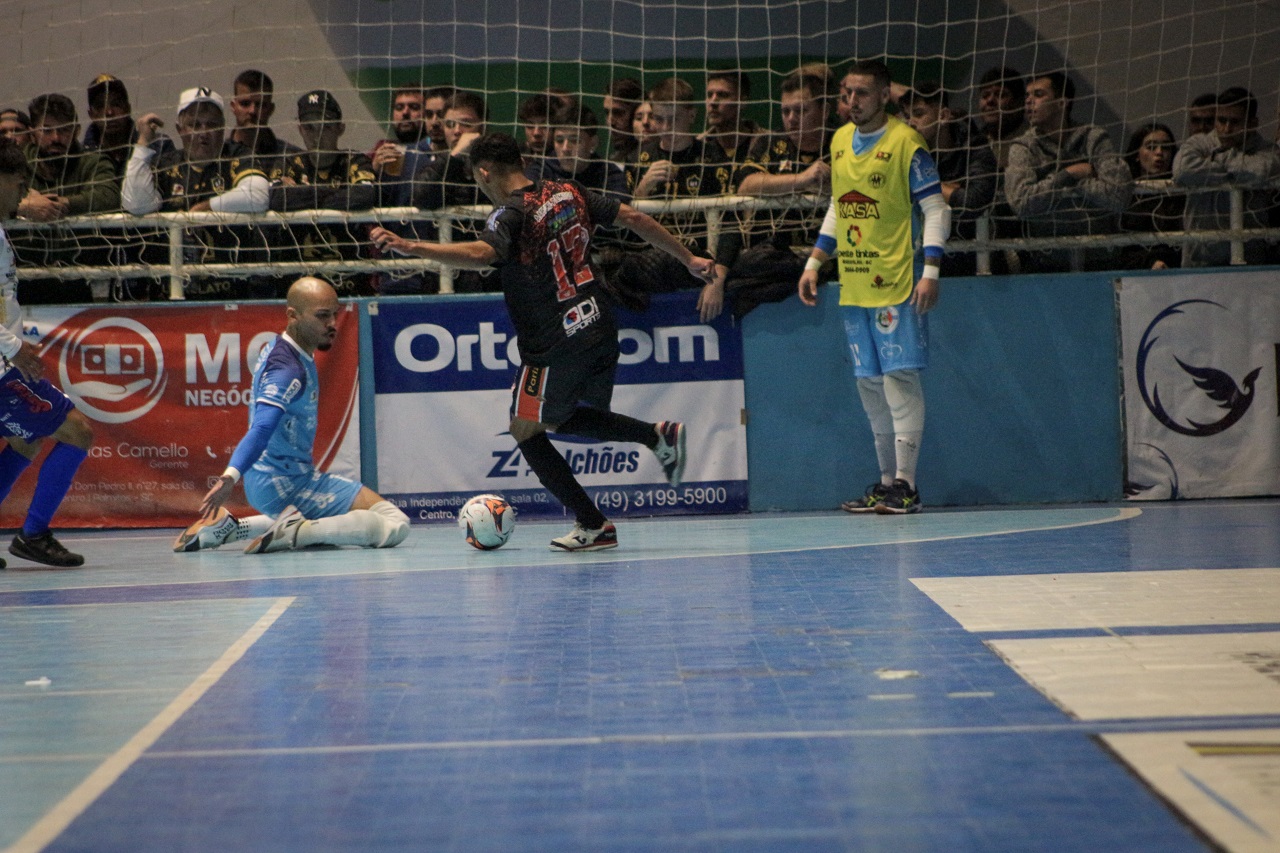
[1003,140,1064,217]
[1076,131,1132,213]
[65,154,121,215]
[814,199,837,256]
[1223,143,1280,187]
[226,401,285,475]
[209,174,270,213]
[0,325,23,360]
[121,145,162,214]
[918,191,950,262]
[947,144,998,222]
[1173,134,1230,187]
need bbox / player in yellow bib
[798,60,951,514]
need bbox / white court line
[3,508,1143,593]
[3,597,294,853]
[133,717,1280,760]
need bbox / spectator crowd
[2,63,1279,311]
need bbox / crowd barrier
[8,182,1280,295]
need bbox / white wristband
[804,256,824,272]
[923,262,941,280]
[221,467,241,484]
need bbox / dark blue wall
[741,273,1124,510]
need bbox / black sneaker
[873,479,923,515]
[841,482,891,514]
[10,531,85,567]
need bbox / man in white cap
[121,87,271,298]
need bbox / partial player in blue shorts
[0,139,95,569]
[173,277,409,555]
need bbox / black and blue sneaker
[841,482,891,514]
[874,479,923,515]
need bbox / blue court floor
[2,501,1278,852]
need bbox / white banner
[369,293,748,522]
[1118,271,1280,499]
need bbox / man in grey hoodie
[1173,86,1280,267]
[1005,71,1131,272]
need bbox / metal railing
[7,182,1277,297]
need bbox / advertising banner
[1119,271,1280,499]
[370,292,747,522]
[8,303,361,528]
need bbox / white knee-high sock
[856,376,896,482]
[883,370,925,487]
[294,501,409,549]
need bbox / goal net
[5,0,1278,297]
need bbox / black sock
[518,433,608,528]
[556,406,657,448]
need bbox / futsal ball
[458,494,516,550]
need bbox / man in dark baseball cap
[297,90,342,124]
[83,73,172,175]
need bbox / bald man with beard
[174,276,410,554]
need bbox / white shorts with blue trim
[840,302,929,378]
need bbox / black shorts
[510,337,619,427]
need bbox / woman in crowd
[1120,122,1184,269]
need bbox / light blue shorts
[840,302,929,378]
[244,466,363,520]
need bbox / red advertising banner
[4,302,361,529]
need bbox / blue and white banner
[1119,270,1280,500]
[370,292,747,522]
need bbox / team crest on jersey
[773,139,788,155]
[875,306,899,332]
[562,296,600,337]
[685,175,702,193]
[869,173,885,188]
[837,190,880,219]
[212,174,226,193]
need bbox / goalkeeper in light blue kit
[174,276,409,553]
[798,60,950,515]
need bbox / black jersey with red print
[479,179,622,364]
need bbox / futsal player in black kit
[371,133,715,551]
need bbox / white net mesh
[3,0,1278,298]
